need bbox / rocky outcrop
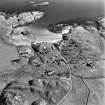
[0,11,44,28]
[97,17,105,28]
[48,24,72,34]
[96,17,105,39]
[18,11,44,26]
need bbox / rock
[60,25,73,35]
[0,10,44,28]
[18,11,44,25]
[97,17,105,28]
[18,12,34,25]
[48,24,71,33]
[7,15,19,28]
[31,11,44,20]
[96,17,105,39]
[29,1,50,7]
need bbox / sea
[0,0,104,25]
